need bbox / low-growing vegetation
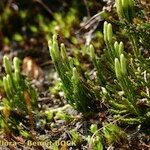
[0,0,149,149]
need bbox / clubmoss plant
[49,0,150,125]
[0,56,38,138]
[116,0,135,22]
[115,0,150,57]
[48,35,98,115]
[87,0,149,125]
[103,22,115,63]
[100,21,150,124]
[2,56,38,112]
[90,44,105,86]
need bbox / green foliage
[48,8,79,38]
[88,123,127,149]
[70,129,82,147]
[88,124,103,150]
[0,1,95,49]
[49,0,150,125]
[90,45,105,86]
[98,0,150,125]
[54,111,74,122]
[49,35,98,115]
[0,56,38,136]
[2,56,38,112]
[101,21,150,124]
[103,123,127,145]
[20,130,30,139]
[116,0,135,22]
[115,0,150,56]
